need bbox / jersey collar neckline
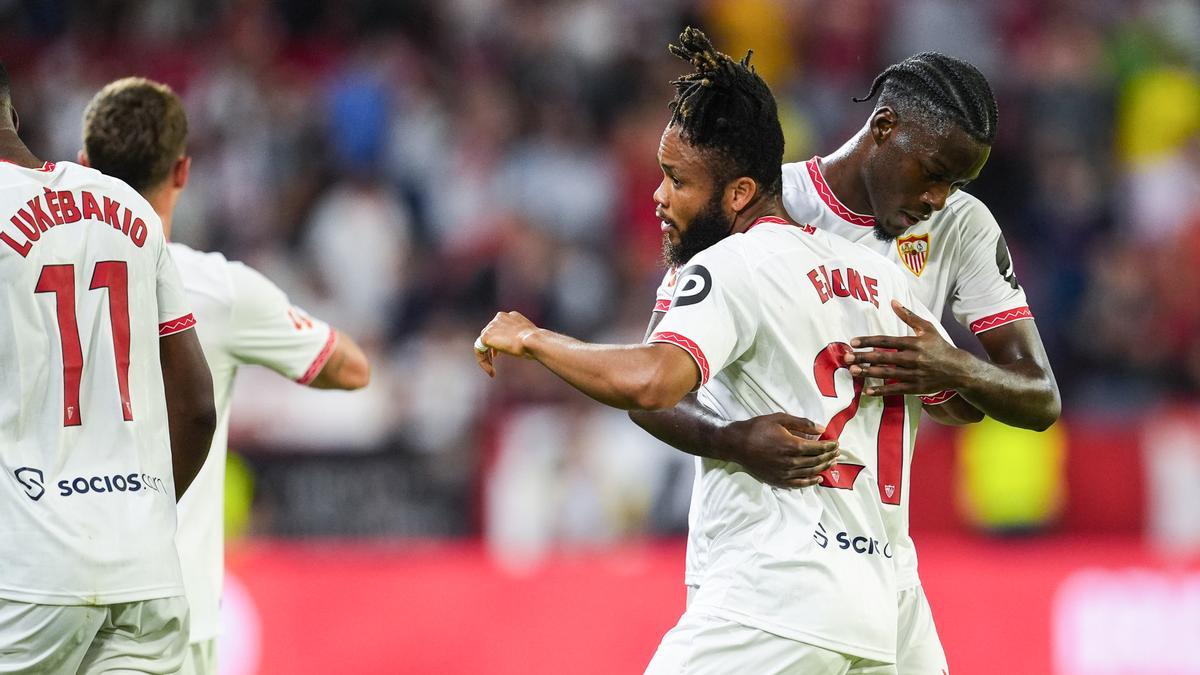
[805,157,874,228]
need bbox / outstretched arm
[476,311,699,411]
[847,300,1060,431]
[308,331,370,390]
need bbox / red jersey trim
[805,157,874,227]
[649,331,710,385]
[297,329,339,385]
[970,306,1033,334]
[920,390,959,405]
[653,299,672,313]
[158,313,196,337]
[0,159,56,172]
[744,215,791,232]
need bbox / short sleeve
[948,199,1033,334]
[226,262,337,384]
[156,240,196,337]
[648,246,758,386]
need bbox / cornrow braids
[666,27,784,198]
[854,52,998,145]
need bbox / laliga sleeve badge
[896,233,931,277]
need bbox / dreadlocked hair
[854,52,998,145]
[667,27,784,198]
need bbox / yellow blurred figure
[224,451,255,543]
[705,0,797,86]
[1117,67,1200,164]
[957,417,1067,532]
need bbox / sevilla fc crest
[896,233,931,277]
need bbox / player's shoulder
[934,189,1000,236]
[167,242,232,277]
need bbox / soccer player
[632,52,1062,673]
[476,28,974,672]
[0,64,215,672]
[80,77,370,675]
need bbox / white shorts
[0,596,188,674]
[645,609,896,675]
[175,638,216,675]
[896,585,948,675]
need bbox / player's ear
[77,150,90,167]
[726,176,759,213]
[870,107,898,145]
[173,156,191,189]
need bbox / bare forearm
[954,354,1060,430]
[310,331,370,390]
[160,331,216,500]
[524,329,692,410]
[629,395,733,460]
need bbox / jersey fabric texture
[781,157,1030,590]
[170,243,336,643]
[649,218,950,662]
[0,596,188,674]
[646,608,897,675]
[654,159,1033,595]
[0,160,192,605]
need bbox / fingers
[848,364,919,380]
[846,350,919,369]
[784,442,839,467]
[891,299,930,335]
[862,381,928,396]
[849,335,913,351]
[474,346,496,377]
[773,414,827,438]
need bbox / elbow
[193,398,218,437]
[1031,395,1062,432]
[628,371,686,411]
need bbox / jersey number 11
[35,262,133,427]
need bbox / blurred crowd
[4,0,1199,548]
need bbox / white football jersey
[170,243,336,642]
[783,157,1031,332]
[656,159,1035,594]
[650,216,949,662]
[0,160,193,604]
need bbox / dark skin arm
[627,311,840,489]
[847,300,1060,431]
[159,328,216,500]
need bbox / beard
[872,219,898,243]
[662,194,734,268]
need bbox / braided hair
[854,52,998,145]
[667,27,784,197]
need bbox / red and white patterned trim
[653,298,671,312]
[158,313,196,337]
[920,390,959,406]
[969,306,1033,334]
[0,159,56,172]
[744,215,791,232]
[805,157,874,227]
[297,329,339,385]
[649,331,710,385]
